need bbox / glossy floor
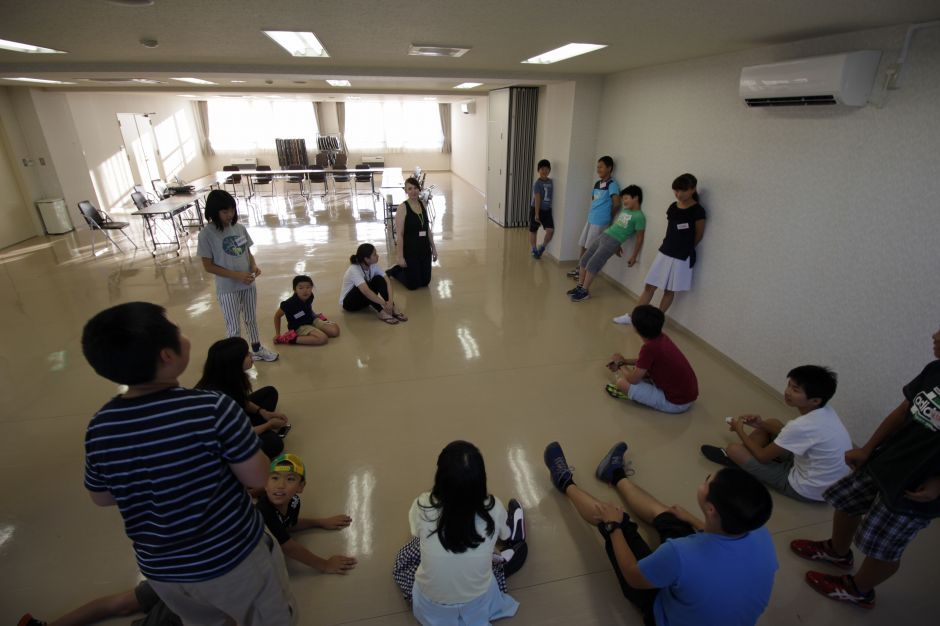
[1,175,935,624]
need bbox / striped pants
[218,286,261,346]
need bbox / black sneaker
[700,444,737,468]
[570,287,591,302]
[544,441,574,493]
[18,615,47,626]
[500,540,529,577]
[566,267,580,278]
[277,424,292,438]
[507,498,525,543]
[595,442,629,484]
[566,285,582,296]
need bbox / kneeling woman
[195,337,290,459]
[340,243,407,324]
[393,440,528,624]
[387,177,437,290]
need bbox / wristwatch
[601,521,620,537]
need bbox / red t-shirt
[636,334,698,405]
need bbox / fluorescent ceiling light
[263,31,329,58]
[230,80,247,83]
[522,43,606,64]
[454,82,482,89]
[0,37,66,54]
[408,44,470,58]
[3,77,75,84]
[423,96,438,100]
[172,77,216,85]
[177,94,200,98]
[326,79,351,87]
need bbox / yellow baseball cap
[270,453,305,481]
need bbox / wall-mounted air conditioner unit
[233,157,258,168]
[739,50,881,107]
[461,101,476,115]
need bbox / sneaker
[274,330,298,345]
[543,441,574,493]
[566,285,582,296]
[605,383,628,400]
[531,248,539,258]
[499,540,529,577]
[536,245,546,259]
[790,539,855,569]
[570,288,591,302]
[18,616,47,626]
[804,572,875,609]
[566,267,580,278]
[612,313,632,325]
[251,345,279,362]
[595,442,629,483]
[277,424,292,438]
[507,498,525,543]
[700,445,737,468]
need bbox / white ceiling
[0,0,937,95]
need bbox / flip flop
[394,311,408,322]
[377,311,399,324]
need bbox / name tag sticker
[419,231,427,237]
[600,181,608,189]
[677,223,690,230]
[236,236,247,245]
[293,311,305,319]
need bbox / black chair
[305,165,329,197]
[78,200,138,254]
[353,164,379,211]
[283,164,306,198]
[131,191,150,211]
[331,153,352,194]
[252,165,274,196]
[314,152,330,168]
[134,184,159,204]
[222,165,243,196]
[152,179,170,199]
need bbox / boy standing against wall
[567,156,621,278]
[529,159,554,259]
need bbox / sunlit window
[207,99,319,154]
[345,101,443,152]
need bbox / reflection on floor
[0,174,936,624]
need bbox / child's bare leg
[637,284,656,306]
[726,418,784,464]
[578,265,587,285]
[830,508,864,555]
[321,323,341,338]
[564,484,606,525]
[853,556,901,593]
[582,270,598,291]
[542,228,554,247]
[615,376,633,394]
[659,290,676,312]
[528,231,537,248]
[296,329,329,345]
[50,589,141,626]
[613,478,670,526]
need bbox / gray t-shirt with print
[197,223,253,294]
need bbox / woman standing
[340,243,407,324]
[387,177,438,290]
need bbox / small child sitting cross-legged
[274,274,340,346]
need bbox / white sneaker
[251,346,279,362]
[612,313,632,325]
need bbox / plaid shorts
[824,471,932,562]
[391,536,508,603]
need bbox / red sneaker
[790,538,854,569]
[805,572,875,609]
[274,330,297,345]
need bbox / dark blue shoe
[595,442,628,484]
[507,498,525,543]
[571,287,591,302]
[544,441,573,493]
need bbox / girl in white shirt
[393,440,528,625]
[339,243,406,324]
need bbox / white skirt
[645,251,693,292]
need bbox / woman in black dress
[387,177,438,290]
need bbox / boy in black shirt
[791,328,940,608]
[257,453,359,574]
[273,275,340,346]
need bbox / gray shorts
[580,233,621,274]
[626,380,692,414]
[740,455,818,503]
[578,222,607,249]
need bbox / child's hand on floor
[321,555,358,574]
[318,514,353,530]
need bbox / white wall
[594,24,940,438]
[0,87,45,240]
[451,96,488,191]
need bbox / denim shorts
[627,380,692,414]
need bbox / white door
[118,113,165,191]
[485,89,509,224]
[0,133,37,248]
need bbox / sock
[610,467,627,485]
[560,477,576,493]
[251,342,261,352]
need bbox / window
[344,101,443,152]
[206,99,318,154]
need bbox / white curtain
[206,99,319,155]
[344,100,444,153]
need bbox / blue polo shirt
[588,178,620,225]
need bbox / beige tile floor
[0,174,936,624]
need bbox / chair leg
[103,229,123,252]
[122,228,139,250]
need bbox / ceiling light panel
[522,43,606,64]
[454,82,482,89]
[0,37,65,54]
[326,80,351,87]
[408,44,470,58]
[263,31,329,58]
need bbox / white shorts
[578,222,607,249]
[644,252,693,292]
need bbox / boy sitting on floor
[701,365,852,503]
[606,304,698,414]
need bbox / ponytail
[672,173,699,202]
[350,243,376,265]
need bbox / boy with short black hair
[701,365,853,503]
[257,453,359,575]
[274,274,341,346]
[567,156,621,278]
[790,328,940,609]
[606,304,698,413]
[543,441,778,625]
[81,302,296,624]
[529,159,554,259]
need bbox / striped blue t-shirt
[84,387,264,582]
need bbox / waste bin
[36,198,74,234]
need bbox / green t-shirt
[604,208,646,243]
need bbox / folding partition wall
[485,86,538,227]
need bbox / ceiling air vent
[408,44,470,58]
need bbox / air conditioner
[461,101,476,115]
[739,50,881,107]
